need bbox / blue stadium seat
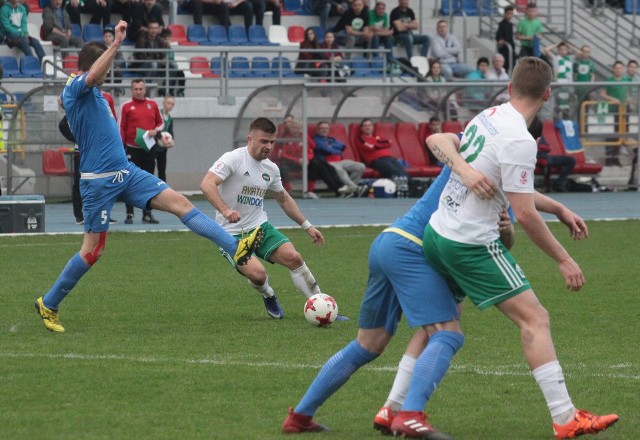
[230,56,252,77]
[82,23,103,42]
[369,55,385,76]
[440,0,493,16]
[310,25,325,44]
[283,0,303,13]
[19,55,44,78]
[187,24,215,45]
[14,92,35,111]
[210,56,223,76]
[71,23,82,38]
[251,56,276,77]
[271,56,300,77]
[248,25,277,45]
[625,0,640,13]
[349,56,375,77]
[0,56,26,78]
[207,24,228,45]
[228,25,251,45]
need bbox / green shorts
[221,221,289,268]
[423,225,531,310]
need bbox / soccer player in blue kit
[35,21,262,333]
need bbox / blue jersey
[391,167,452,238]
[62,73,129,174]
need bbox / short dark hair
[317,121,330,128]
[78,41,108,72]
[360,118,373,127]
[429,116,440,123]
[504,6,514,13]
[477,57,490,67]
[527,2,537,9]
[250,117,276,134]
[511,57,552,100]
[628,60,638,67]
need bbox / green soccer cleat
[233,227,264,266]
[35,297,65,333]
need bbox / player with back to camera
[200,117,349,321]
[34,21,263,333]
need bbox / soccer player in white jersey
[423,57,618,439]
[200,117,348,321]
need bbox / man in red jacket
[354,118,408,179]
[119,78,164,224]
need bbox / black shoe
[124,214,134,225]
[109,218,118,224]
[142,214,159,224]
[75,217,84,225]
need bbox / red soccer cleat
[373,406,395,435]
[390,410,453,440]
[553,409,619,439]
[282,407,330,434]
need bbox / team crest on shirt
[213,161,224,171]
[517,168,529,186]
[262,173,270,182]
[147,103,152,110]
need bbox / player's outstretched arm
[534,191,588,240]
[86,20,127,87]
[274,190,324,245]
[508,191,585,291]
[426,133,497,200]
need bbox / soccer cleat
[263,295,284,319]
[35,297,65,333]
[282,407,330,433]
[233,227,264,266]
[142,214,159,224]
[124,214,134,224]
[553,409,619,439]
[373,406,395,435]
[390,411,453,440]
[335,314,350,321]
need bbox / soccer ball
[304,293,338,327]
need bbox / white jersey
[429,102,536,245]
[210,146,284,234]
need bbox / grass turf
[0,222,636,439]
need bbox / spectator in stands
[225,0,254,32]
[495,5,515,72]
[295,27,328,78]
[485,53,509,103]
[516,2,543,59]
[430,19,473,80]
[421,60,458,118]
[465,56,489,80]
[543,41,580,114]
[333,0,373,58]
[320,31,348,80]
[354,118,408,179]
[600,60,630,167]
[533,119,576,192]
[103,25,126,93]
[158,28,185,97]
[109,0,133,24]
[63,0,82,25]
[462,56,491,107]
[42,0,84,48]
[179,0,231,28]
[424,116,444,166]
[0,0,45,62]
[313,121,365,196]
[265,0,281,25]
[311,0,347,32]
[132,18,170,81]
[127,0,164,42]
[368,1,394,62]
[625,59,640,82]
[573,44,595,103]
[248,0,267,29]
[389,0,429,60]
[63,0,110,27]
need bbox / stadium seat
[38,0,51,8]
[167,24,198,46]
[310,25,324,44]
[0,56,25,78]
[373,121,404,161]
[187,24,209,45]
[540,120,602,178]
[42,149,71,177]
[251,56,276,77]
[268,25,298,46]
[210,56,223,76]
[283,0,303,14]
[395,122,442,177]
[27,0,43,13]
[71,23,82,38]
[248,25,277,45]
[369,55,385,76]
[82,23,103,42]
[228,25,251,45]
[28,23,51,46]
[442,120,464,134]
[348,122,379,178]
[63,55,79,73]
[410,56,429,77]
[271,56,300,77]
[207,24,228,45]
[349,56,375,77]
[190,56,217,77]
[174,56,201,79]
[287,25,305,43]
[441,0,493,16]
[20,55,44,78]
[229,56,252,77]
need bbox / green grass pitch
[1,222,637,439]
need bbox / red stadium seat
[287,25,304,43]
[442,120,463,134]
[395,122,442,177]
[190,56,217,78]
[167,24,199,46]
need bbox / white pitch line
[1,351,638,380]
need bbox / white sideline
[1,351,638,380]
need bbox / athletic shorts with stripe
[220,221,289,268]
[81,161,168,233]
[423,224,531,310]
[357,229,460,335]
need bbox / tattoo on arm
[431,144,454,168]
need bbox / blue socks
[180,208,237,255]
[295,340,379,416]
[42,253,90,310]
[402,331,464,412]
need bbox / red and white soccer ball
[304,293,338,327]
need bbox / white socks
[532,360,576,425]
[385,354,417,411]
[290,263,321,299]
[248,277,276,299]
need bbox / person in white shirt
[485,53,509,103]
[429,19,473,80]
[200,117,349,321]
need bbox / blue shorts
[80,161,168,233]
[357,230,459,335]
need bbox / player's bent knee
[84,232,107,266]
